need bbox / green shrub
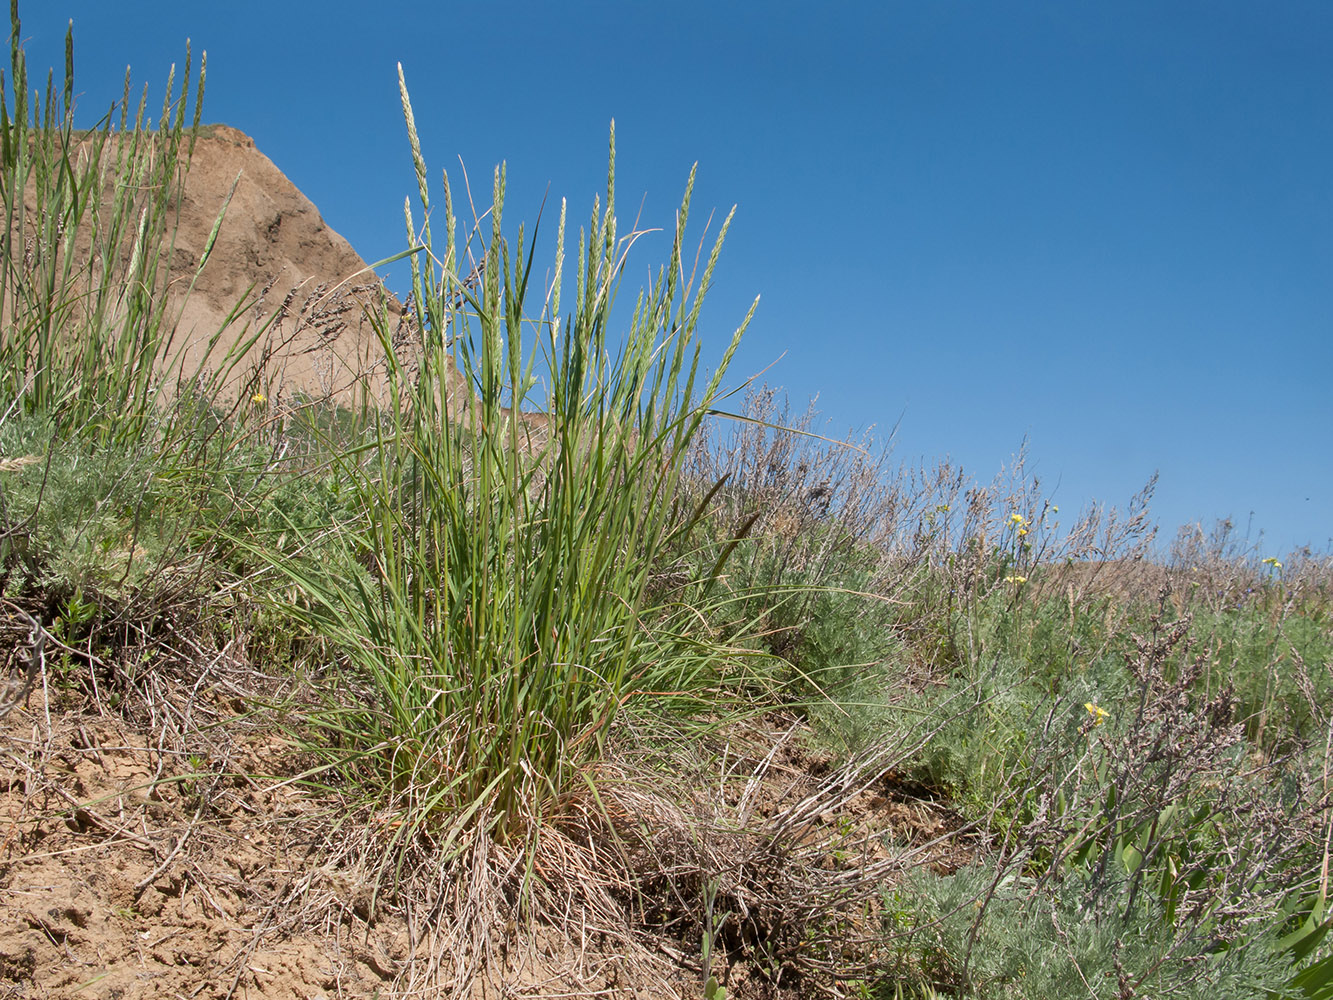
[885,861,1301,999]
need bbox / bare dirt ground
[0,670,971,998]
[1,698,388,996]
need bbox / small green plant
[701,876,730,1000]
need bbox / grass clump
[0,0,277,612]
[0,0,222,448]
[255,70,764,865]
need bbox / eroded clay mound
[165,125,427,407]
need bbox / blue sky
[18,2,1332,554]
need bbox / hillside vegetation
[2,10,1330,999]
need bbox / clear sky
[17,1,1332,555]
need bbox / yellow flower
[1004,575,1027,585]
[1261,557,1282,569]
[251,393,267,406]
[1008,513,1026,526]
[1018,528,1029,537]
[1085,702,1109,727]
[1051,505,1059,513]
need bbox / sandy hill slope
[165,125,424,406]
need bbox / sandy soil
[0,709,394,997]
[0,692,972,999]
